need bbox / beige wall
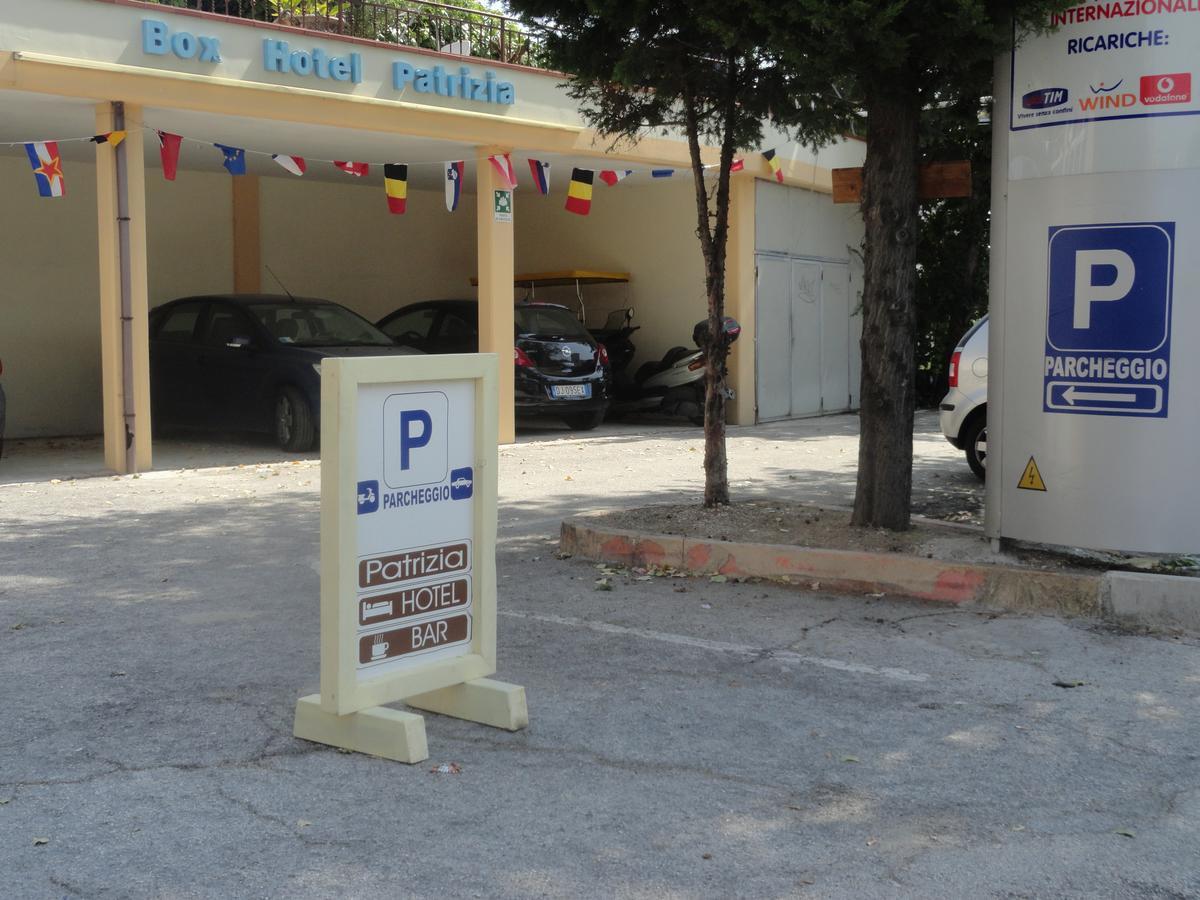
[514,178,707,369]
[755,180,864,261]
[259,176,478,323]
[0,153,102,437]
[147,167,235,305]
[0,152,234,438]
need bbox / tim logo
[383,391,448,489]
[1022,87,1069,109]
[450,467,473,501]
[357,480,379,515]
[1140,73,1191,106]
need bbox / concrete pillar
[475,148,515,444]
[94,101,151,473]
[232,174,261,293]
[725,173,757,425]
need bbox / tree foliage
[915,89,992,407]
[755,0,1071,530]
[506,0,855,506]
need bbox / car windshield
[515,305,590,340]
[249,302,395,347]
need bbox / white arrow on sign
[1062,386,1137,405]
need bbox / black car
[377,299,611,430]
[149,294,420,451]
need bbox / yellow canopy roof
[470,269,631,287]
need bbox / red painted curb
[560,519,1101,616]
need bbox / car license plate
[552,384,590,399]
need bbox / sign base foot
[406,677,528,731]
[293,694,429,764]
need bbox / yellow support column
[725,174,757,425]
[475,148,515,444]
[232,175,262,293]
[94,101,152,473]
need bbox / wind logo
[1140,73,1191,105]
[1078,84,1137,111]
[1022,87,1069,109]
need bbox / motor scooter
[609,316,740,425]
[586,307,639,378]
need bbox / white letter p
[1074,248,1134,329]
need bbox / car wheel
[275,386,315,452]
[563,409,605,431]
[963,414,987,481]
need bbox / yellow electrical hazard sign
[1017,457,1047,492]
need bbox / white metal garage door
[755,253,854,422]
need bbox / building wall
[514,178,707,368]
[259,176,478,324]
[0,154,234,438]
[0,153,102,438]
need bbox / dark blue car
[149,294,419,451]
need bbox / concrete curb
[560,518,1106,618]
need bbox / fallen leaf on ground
[1114,829,1136,838]
[842,755,860,763]
[710,575,728,583]
[297,820,312,828]
[1052,680,1086,689]
[866,837,878,847]
[32,837,49,846]
[594,579,612,591]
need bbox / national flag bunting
[334,160,369,177]
[527,159,551,195]
[157,131,182,181]
[762,148,784,183]
[384,164,408,214]
[730,159,745,172]
[272,155,306,176]
[444,160,464,212]
[599,169,632,187]
[565,168,593,216]
[215,144,247,176]
[91,132,126,149]
[25,142,66,198]
[488,153,518,190]
[651,169,674,178]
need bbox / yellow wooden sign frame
[293,354,527,763]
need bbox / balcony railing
[140,0,546,68]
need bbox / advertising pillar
[989,5,1199,553]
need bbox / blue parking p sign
[1043,223,1173,418]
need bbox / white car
[939,316,988,480]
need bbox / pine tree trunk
[851,83,921,531]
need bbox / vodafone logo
[1140,73,1191,106]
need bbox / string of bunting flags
[5,126,785,216]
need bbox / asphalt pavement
[1,414,1197,898]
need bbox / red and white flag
[334,160,369,177]
[488,153,518,190]
[599,169,632,186]
[272,155,306,176]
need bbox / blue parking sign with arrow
[1043,222,1173,418]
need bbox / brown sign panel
[831,162,972,204]
[359,577,470,627]
[359,613,471,665]
[358,542,470,589]
[832,167,864,204]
